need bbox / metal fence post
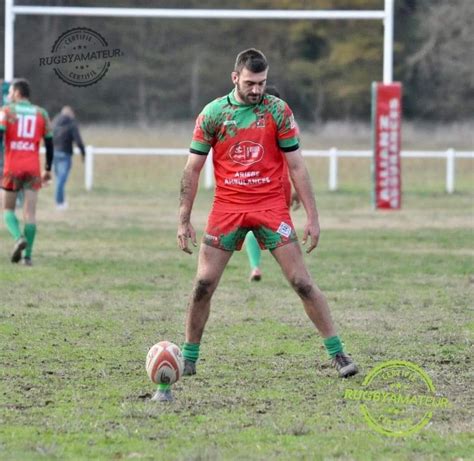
[446,148,455,194]
[329,147,338,191]
[85,145,94,191]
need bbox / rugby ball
[146,341,184,385]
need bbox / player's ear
[231,72,239,85]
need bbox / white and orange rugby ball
[145,341,184,385]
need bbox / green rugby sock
[323,336,344,358]
[182,342,200,363]
[4,210,22,241]
[245,231,261,270]
[158,383,171,391]
[24,223,36,259]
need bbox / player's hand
[42,170,52,185]
[291,191,301,211]
[177,222,197,254]
[302,218,320,254]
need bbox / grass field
[0,135,473,460]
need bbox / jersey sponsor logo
[277,222,292,238]
[228,141,264,166]
[224,171,270,186]
[10,140,36,151]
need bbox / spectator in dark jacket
[52,106,85,209]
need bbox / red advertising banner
[372,82,402,209]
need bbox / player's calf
[290,276,315,299]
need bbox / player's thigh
[196,243,233,283]
[271,241,312,282]
[23,189,38,222]
[2,189,17,210]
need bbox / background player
[0,78,53,266]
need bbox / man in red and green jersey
[190,83,299,216]
[0,79,54,265]
[165,48,358,403]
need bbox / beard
[235,83,263,105]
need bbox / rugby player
[154,49,358,401]
[0,79,53,266]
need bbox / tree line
[0,0,472,123]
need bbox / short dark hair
[11,78,30,98]
[234,48,268,73]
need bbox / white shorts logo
[277,222,292,238]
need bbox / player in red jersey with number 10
[0,79,54,266]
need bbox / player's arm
[177,153,207,254]
[44,136,53,171]
[285,149,320,253]
[72,122,86,159]
[41,136,54,184]
[41,109,54,182]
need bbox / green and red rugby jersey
[0,101,52,176]
[190,89,299,212]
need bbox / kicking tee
[0,101,52,176]
[190,89,299,212]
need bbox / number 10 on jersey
[17,114,36,138]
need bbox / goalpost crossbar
[11,6,386,20]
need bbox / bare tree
[406,0,474,118]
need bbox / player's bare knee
[192,278,214,303]
[291,277,315,300]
